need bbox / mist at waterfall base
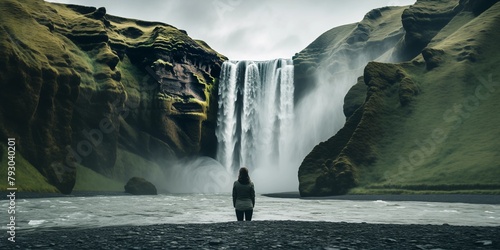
[158,157,233,193]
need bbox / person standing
[232,167,255,221]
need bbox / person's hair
[238,167,251,185]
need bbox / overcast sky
[46,0,415,60]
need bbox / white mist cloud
[45,0,415,60]
[159,157,233,193]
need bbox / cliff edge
[0,0,225,193]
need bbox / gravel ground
[2,221,499,250]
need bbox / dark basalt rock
[124,177,157,195]
[460,0,500,16]
[93,7,106,19]
[343,77,368,118]
[393,0,461,61]
[364,8,382,20]
[422,48,445,70]
[120,26,144,39]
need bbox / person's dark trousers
[235,209,253,221]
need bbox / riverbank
[0,191,131,200]
[262,193,500,204]
[4,221,499,249]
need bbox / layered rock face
[298,0,500,196]
[0,0,225,193]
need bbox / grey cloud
[45,0,416,60]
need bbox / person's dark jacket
[232,180,255,210]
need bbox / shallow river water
[2,194,499,232]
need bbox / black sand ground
[2,221,499,250]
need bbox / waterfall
[216,59,294,177]
[216,58,361,192]
[158,53,364,193]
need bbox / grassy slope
[354,3,500,194]
[66,148,165,192]
[0,145,58,192]
[113,148,165,184]
[73,164,124,192]
[0,145,128,193]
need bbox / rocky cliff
[298,0,500,196]
[0,0,225,193]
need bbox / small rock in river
[475,240,492,246]
[209,239,223,245]
[385,238,397,243]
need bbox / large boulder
[124,177,157,195]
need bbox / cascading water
[216,59,295,179]
[216,58,364,192]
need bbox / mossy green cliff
[298,0,500,196]
[0,0,225,193]
[293,6,408,102]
